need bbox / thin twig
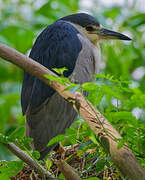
[3,143,58,180]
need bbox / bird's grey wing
[26,93,77,159]
[21,21,82,114]
[21,22,100,159]
[21,21,82,158]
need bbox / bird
[21,13,131,159]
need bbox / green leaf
[52,67,68,75]
[82,82,99,91]
[58,173,65,179]
[0,161,23,179]
[65,128,77,145]
[117,139,125,149]
[22,137,33,144]
[21,137,33,150]
[46,159,53,170]
[0,134,10,143]
[84,178,100,180]
[9,126,25,139]
[64,84,80,92]
[44,74,67,85]
[95,88,104,105]
[44,74,58,81]
[124,13,145,28]
[95,158,107,173]
[47,134,66,147]
[0,25,35,53]
[102,85,122,100]
[32,150,40,159]
[93,74,106,79]
[109,111,136,121]
[104,7,121,19]
[89,133,98,144]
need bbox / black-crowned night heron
[21,13,131,159]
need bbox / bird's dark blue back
[21,21,82,114]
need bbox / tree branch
[3,142,58,180]
[56,160,81,180]
[0,43,145,180]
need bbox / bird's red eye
[86,26,94,31]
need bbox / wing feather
[21,21,82,114]
[21,21,100,159]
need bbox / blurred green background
[0,0,145,170]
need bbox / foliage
[45,71,145,173]
[0,161,23,179]
[0,0,145,179]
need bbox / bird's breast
[69,33,100,84]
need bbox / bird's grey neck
[62,21,101,81]
[69,33,101,84]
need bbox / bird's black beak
[98,28,132,41]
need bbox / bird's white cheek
[87,33,99,43]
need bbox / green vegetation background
[0,0,145,178]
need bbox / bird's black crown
[60,13,100,27]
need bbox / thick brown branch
[56,160,81,180]
[0,43,145,180]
